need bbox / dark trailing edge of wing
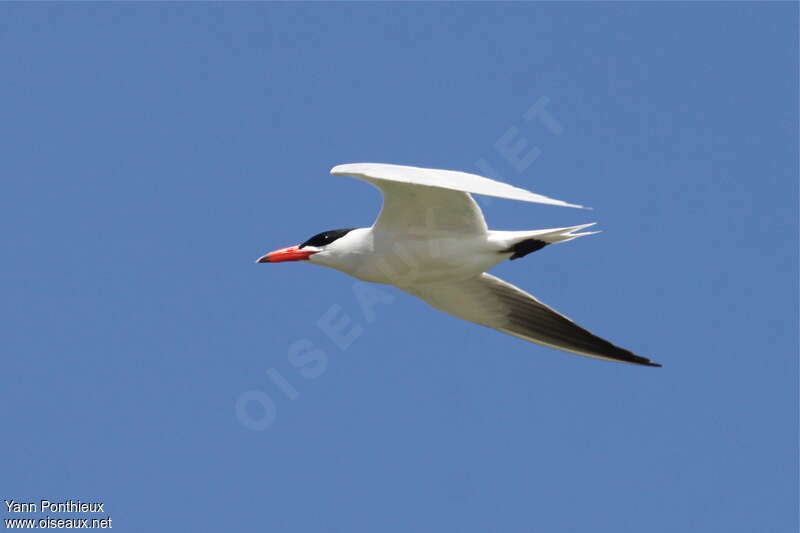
[488,276,661,367]
[502,239,549,260]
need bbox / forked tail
[491,223,599,260]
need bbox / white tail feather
[490,223,599,249]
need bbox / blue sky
[1,3,797,532]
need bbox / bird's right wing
[331,163,585,208]
[330,163,585,237]
[405,273,660,367]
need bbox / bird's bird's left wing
[404,273,660,367]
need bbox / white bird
[257,163,660,367]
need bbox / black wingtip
[620,352,661,367]
[636,358,662,367]
[502,239,549,260]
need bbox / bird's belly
[348,238,502,287]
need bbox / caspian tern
[257,163,660,367]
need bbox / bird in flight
[257,163,660,367]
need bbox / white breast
[310,228,504,287]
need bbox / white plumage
[258,163,659,367]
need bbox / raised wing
[331,163,585,208]
[330,163,584,236]
[405,273,660,367]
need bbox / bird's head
[256,228,357,264]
